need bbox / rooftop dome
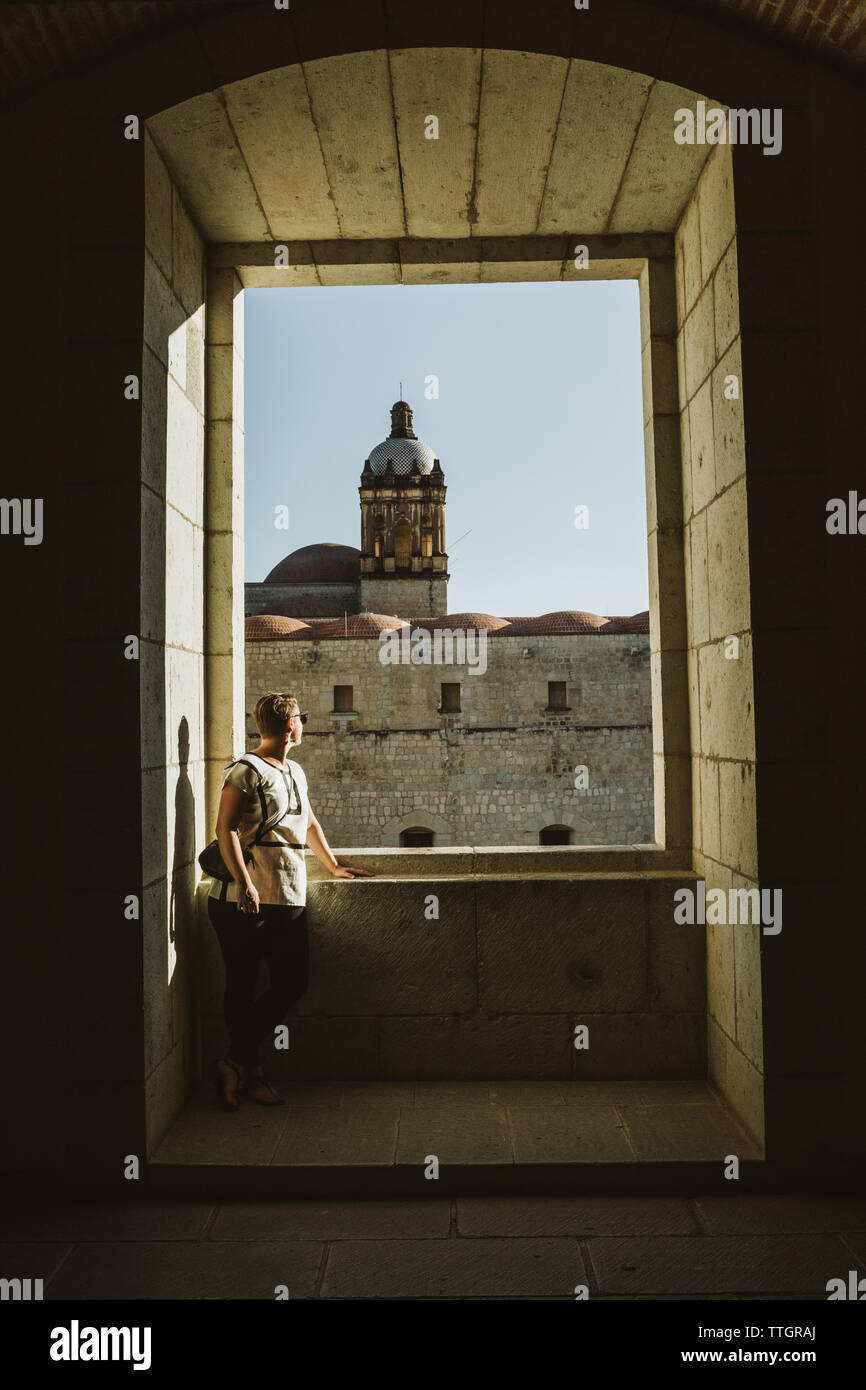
[264,542,361,585]
[413,612,513,632]
[366,401,438,476]
[507,610,609,636]
[599,611,650,634]
[313,612,409,639]
[245,615,312,641]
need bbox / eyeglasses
[290,712,309,725]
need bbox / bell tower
[359,401,448,618]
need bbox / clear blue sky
[244,280,649,618]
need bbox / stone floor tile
[272,1101,400,1166]
[745,1293,829,1300]
[695,1194,866,1234]
[588,1234,850,1295]
[151,1098,290,1165]
[237,1080,414,1109]
[320,1237,584,1298]
[599,1292,827,1300]
[413,1082,492,1107]
[396,1105,512,1165]
[618,1103,760,1161]
[562,1080,716,1106]
[47,1241,323,1300]
[0,1244,72,1289]
[508,1105,636,1163]
[457,1196,697,1237]
[210,1199,450,1240]
[840,1231,866,1265]
[314,1081,416,1108]
[0,1200,214,1242]
[487,1081,567,1106]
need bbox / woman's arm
[215,783,260,912]
[306,802,374,879]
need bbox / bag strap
[235,755,290,845]
[242,754,307,850]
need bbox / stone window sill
[302,844,690,881]
[330,710,359,721]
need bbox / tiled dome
[599,611,650,634]
[366,400,438,477]
[245,615,312,641]
[264,542,360,585]
[313,613,409,639]
[506,610,609,635]
[416,613,512,631]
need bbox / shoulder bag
[198,756,289,882]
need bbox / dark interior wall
[736,63,866,1163]
[2,84,148,1185]
[1,0,862,1180]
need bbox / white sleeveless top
[208,752,310,907]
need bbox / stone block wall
[141,129,208,1155]
[245,579,359,617]
[199,873,705,1080]
[242,632,654,846]
[674,143,762,1146]
[359,574,448,617]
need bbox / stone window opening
[539,824,573,845]
[394,516,412,568]
[333,684,354,713]
[438,682,461,714]
[136,42,772,1169]
[400,827,435,847]
[546,680,569,711]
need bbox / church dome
[599,611,650,634]
[366,400,438,476]
[245,615,311,640]
[507,610,609,635]
[418,613,512,632]
[264,542,361,585]
[314,613,408,639]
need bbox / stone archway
[135,13,790,1163]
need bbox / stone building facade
[245,400,653,847]
[245,620,653,847]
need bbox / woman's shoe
[245,1067,286,1106]
[214,1057,245,1111]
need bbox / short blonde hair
[253,690,300,737]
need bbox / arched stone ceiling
[147,50,715,243]
[1,0,864,105]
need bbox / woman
[208,690,373,1110]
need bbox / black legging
[208,897,309,1068]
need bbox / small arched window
[539,825,572,845]
[400,827,435,848]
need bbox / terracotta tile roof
[244,614,312,641]
[506,610,609,636]
[311,612,408,639]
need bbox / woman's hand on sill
[330,863,375,879]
